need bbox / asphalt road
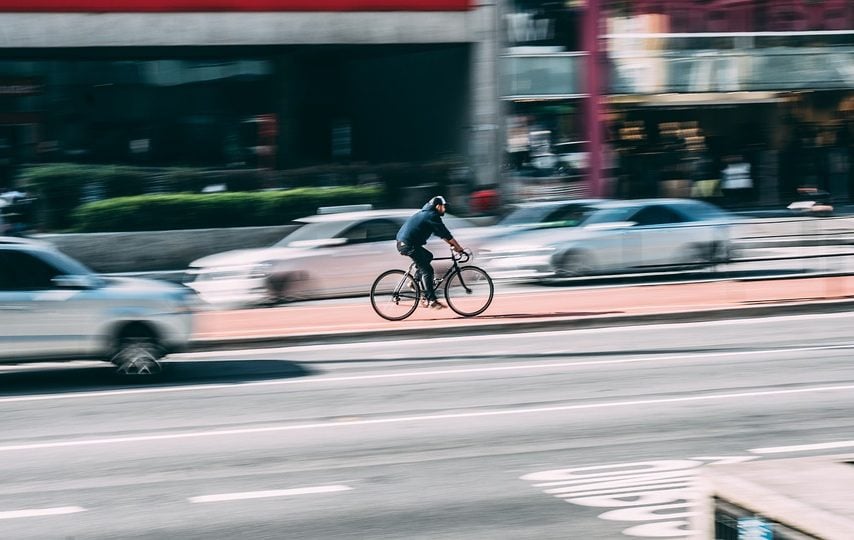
[2,312,854,539]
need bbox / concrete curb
[189,297,854,352]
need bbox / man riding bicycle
[396,196,465,309]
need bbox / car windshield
[499,204,595,228]
[273,220,352,247]
[42,248,97,276]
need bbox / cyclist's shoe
[428,300,446,310]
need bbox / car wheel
[683,244,712,270]
[713,241,732,264]
[266,272,308,304]
[684,242,726,270]
[111,332,164,377]
[555,251,592,278]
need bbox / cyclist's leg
[410,246,436,301]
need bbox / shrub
[71,186,384,232]
[19,163,148,230]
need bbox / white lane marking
[3,343,853,405]
[184,311,854,357]
[750,440,854,454]
[189,484,352,503]
[1,383,853,453]
[0,506,86,520]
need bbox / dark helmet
[429,195,447,208]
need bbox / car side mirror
[52,274,99,289]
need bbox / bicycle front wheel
[370,270,420,321]
[444,265,494,317]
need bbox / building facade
[0,0,502,198]
[500,0,854,204]
[1,0,853,207]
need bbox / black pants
[396,241,437,301]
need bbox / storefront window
[504,102,584,180]
[0,58,275,167]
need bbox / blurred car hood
[190,247,311,268]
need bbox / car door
[623,205,688,269]
[0,249,88,359]
[328,219,401,295]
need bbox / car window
[366,219,401,242]
[0,250,62,290]
[274,221,350,247]
[340,219,400,244]
[628,206,685,226]
[583,207,635,225]
[545,205,595,227]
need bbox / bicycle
[370,249,494,321]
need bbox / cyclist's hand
[454,246,465,254]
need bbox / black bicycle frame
[404,252,473,297]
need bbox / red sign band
[0,0,472,12]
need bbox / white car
[0,237,195,375]
[185,209,481,308]
[478,198,736,280]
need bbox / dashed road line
[0,506,86,520]
[750,440,854,454]
[189,484,353,503]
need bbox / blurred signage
[505,0,580,50]
[0,0,472,11]
[0,78,43,96]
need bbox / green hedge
[18,159,463,231]
[19,164,148,230]
[71,186,384,232]
[18,163,276,230]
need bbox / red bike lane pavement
[191,275,854,346]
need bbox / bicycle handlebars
[452,248,473,263]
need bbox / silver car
[186,209,481,308]
[0,237,195,375]
[478,198,735,280]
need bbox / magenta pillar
[583,0,604,197]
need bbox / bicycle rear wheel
[444,265,494,317]
[370,270,420,321]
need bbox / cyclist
[396,195,465,309]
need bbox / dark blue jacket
[396,202,453,247]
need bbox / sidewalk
[192,274,854,350]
